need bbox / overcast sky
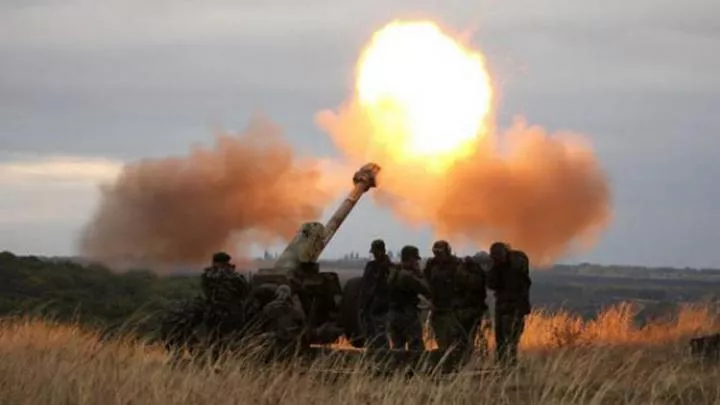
[1,0,719,268]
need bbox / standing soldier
[358,239,394,348]
[454,252,489,360]
[200,251,249,357]
[487,242,531,366]
[387,245,432,351]
[475,251,495,356]
[423,240,464,353]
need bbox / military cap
[400,245,421,261]
[212,251,231,263]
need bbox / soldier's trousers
[362,312,390,349]
[388,308,424,350]
[494,311,526,366]
[430,310,464,353]
[456,308,488,358]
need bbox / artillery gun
[158,163,380,357]
[159,161,486,374]
[246,162,381,347]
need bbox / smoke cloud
[78,116,339,270]
[316,107,613,267]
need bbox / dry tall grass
[1,302,719,404]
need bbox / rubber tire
[339,276,365,348]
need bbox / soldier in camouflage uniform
[256,284,343,360]
[423,240,465,353]
[473,251,495,356]
[453,252,489,360]
[201,252,249,304]
[258,284,307,359]
[387,245,432,351]
[487,242,531,366]
[358,239,395,349]
[200,252,249,354]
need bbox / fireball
[355,20,494,172]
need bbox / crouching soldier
[258,285,306,360]
[487,242,532,366]
[387,245,432,351]
[259,285,343,361]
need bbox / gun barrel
[315,162,381,260]
[266,162,381,274]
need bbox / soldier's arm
[358,262,372,306]
[459,260,486,291]
[200,270,213,298]
[422,259,433,281]
[519,252,532,290]
[402,272,432,298]
[228,271,249,292]
[486,265,501,291]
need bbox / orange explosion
[320,19,613,265]
[354,21,494,172]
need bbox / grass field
[1,302,719,404]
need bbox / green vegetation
[0,251,200,334]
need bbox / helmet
[473,251,493,270]
[490,242,509,256]
[370,239,386,252]
[400,245,421,261]
[432,240,451,254]
[212,251,231,264]
[275,284,292,301]
[490,242,510,262]
[473,251,492,263]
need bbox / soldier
[387,245,432,351]
[453,252,489,360]
[258,284,343,360]
[258,284,307,360]
[358,239,394,348]
[423,240,464,353]
[474,251,495,356]
[487,242,531,366]
[200,252,249,355]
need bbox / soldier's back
[424,256,461,310]
[493,250,531,314]
[262,299,305,342]
[202,266,248,303]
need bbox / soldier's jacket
[423,255,464,312]
[487,250,531,315]
[260,296,306,344]
[424,255,488,313]
[387,266,432,312]
[358,256,396,316]
[455,256,488,312]
[243,284,278,323]
[201,265,249,305]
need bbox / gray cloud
[1,0,718,267]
